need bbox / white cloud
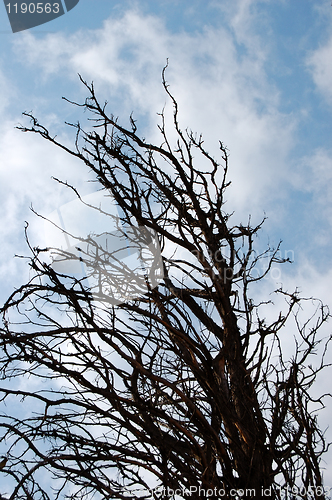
[0,66,16,115]
[289,147,332,239]
[212,0,271,56]
[9,7,296,224]
[305,149,332,225]
[307,34,332,105]
[0,115,95,300]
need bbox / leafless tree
[0,69,331,500]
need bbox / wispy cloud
[10,7,296,221]
[307,33,332,106]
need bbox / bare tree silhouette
[0,70,331,500]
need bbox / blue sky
[0,0,332,488]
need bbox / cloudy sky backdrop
[0,0,332,488]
